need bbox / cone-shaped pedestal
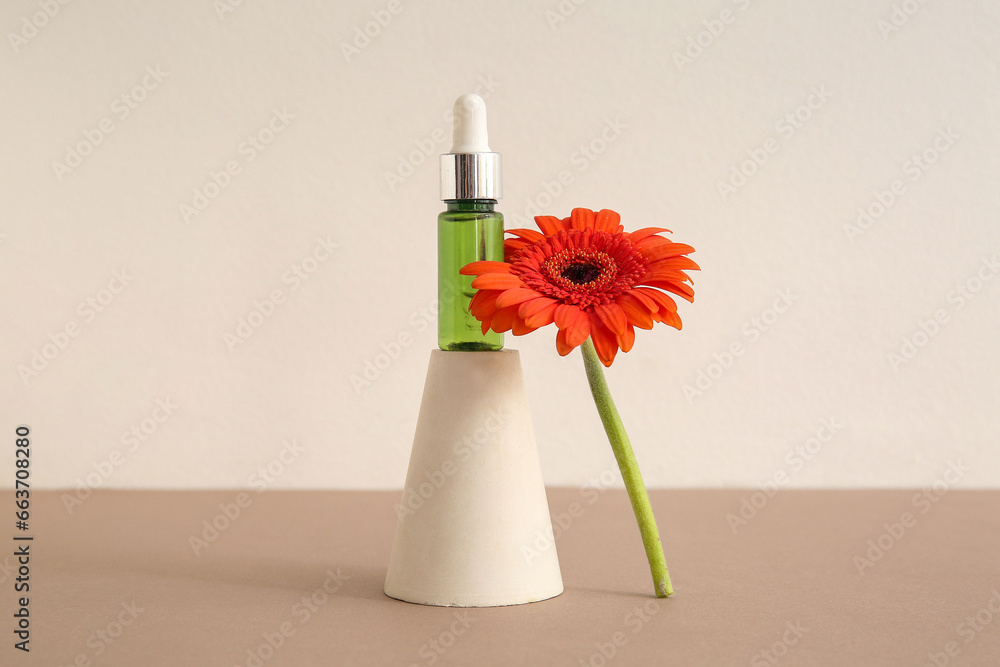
[384,349,563,607]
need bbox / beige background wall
[2,0,998,491]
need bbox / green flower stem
[581,338,673,598]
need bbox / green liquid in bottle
[438,200,504,351]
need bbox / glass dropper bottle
[437,94,504,351]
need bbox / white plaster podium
[384,349,563,607]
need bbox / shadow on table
[49,549,391,601]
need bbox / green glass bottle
[438,93,505,351]
[438,200,504,351]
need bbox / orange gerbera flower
[459,208,698,366]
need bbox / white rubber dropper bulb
[451,93,491,153]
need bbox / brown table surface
[3,489,998,666]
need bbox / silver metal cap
[440,152,502,201]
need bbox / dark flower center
[514,230,647,307]
[561,262,602,285]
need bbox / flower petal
[633,235,674,252]
[642,243,696,263]
[617,322,636,353]
[460,261,512,276]
[554,304,591,346]
[565,314,591,347]
[646,256,700,272]
[594,209,622,233]
[490,305,520,333]
[554,303,584,330]
[647,280,695,302]
[534,215,565,236]
[518,296,552,318]
[469,290,501,319]
[527,305,558,329]
[555,328,575,356]
[512,316,536,336]
[642,268,693,284]
[471,273,524,290]
[628,227,671,243]
[506,228,545,243]
[627,288,661,314]
[570,208,595,231]
[589,315,619,366]
[634,287,678,313]
[658,309,683,330]
[495,288,543,309]
[594,303,628,336]
[504,239,530,257]
[616,293,654,330]
[520,299,559,328]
